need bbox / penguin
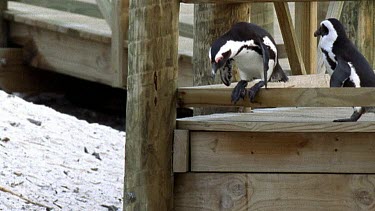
[209,22,288,104]
[314,18,375,122]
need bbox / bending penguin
[314,18,375,122]
[209,22,288,104]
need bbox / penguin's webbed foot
[333,110,362,122]
[248,80,265,103]
[231,80,248,104]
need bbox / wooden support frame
[125,0,179,210]
[96,0,112,28]
[173,130,190,173]
[274,2,306,75]
[295,2,317,74]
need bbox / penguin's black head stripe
[314,24,329,37]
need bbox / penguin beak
[211,63,218,79]
[314,28,321,37]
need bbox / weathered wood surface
[357,1,375,68]
[178,87,375,108]
[191,132,375,173]
[295,2,317,74]
[0,0,7,47]
[12,0,102,18]
[177,107,375,132]
[95,0,112,27]
[5,2,111,43]
[175,173,375,210]
[182,0,360,3]
[124,0,179,210]
[173,130,190,173]
[0,48,23,66]
[274,2,306,75]
[111,0,129,88]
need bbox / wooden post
[295,2,317,74]
[0,0,7,47]
[125,0,179,210]
[111,0,128,88]
[251,3,274,36]
[193,4,251,115]
[357,1,375,69]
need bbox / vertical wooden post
[0,0,7,47]
[274,2,306,75]
[111,0,128,88]
[193,4,250,115]
[357,1,375,69]
[125,0,179,210]
[251,3,274,36]
[295,2,317,74]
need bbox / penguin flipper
[259,41,270,88]
[330,58,351,87]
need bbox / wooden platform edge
[173,130,190,173]
[175,173,375,210]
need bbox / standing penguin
[209,22,288,104]
[314,18,375,122]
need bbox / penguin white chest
[234,49,266,81]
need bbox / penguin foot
[333,110,362,122]
[248,80,265,103]
[231,80,248,104]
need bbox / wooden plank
[5,2,111,43]
[357,1,375,68]
[124,0,179,210]
[191,132,375,173]
[111,0,129,88]
[295,2,317,74]
[173,130,190,173]
[13,0,102,19]
[175,173,375,210]
[274,2,306,75]
[0,0,7,47]
[95,0,112,28]
[316,2,344,74]
[178,87,375,108]
[0,48,23,66]
[8,22,117,86]
[182,0,351,3]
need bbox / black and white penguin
[209,22,288,104]
[314,18,375,122]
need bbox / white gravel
[0,91,125,210]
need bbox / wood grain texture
[175,173,375,210]
[0,48,23,66]
[182,0,359,3]
[95,0,112,27]
[295,2,317,74]
[173,130,190,173]
[124,0,179,210]
[274,2,306,75]
[357,1,375,68]
[191,132,375,173]
[178,87,375,108]
[111,0,129,88]
[0,0,7,47]
[8,22,116,86]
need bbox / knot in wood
[124,192,136,204]
[354,190,374,206]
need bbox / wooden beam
[182,0,352,3]
[124,0,179,210]
[178,87,375,108]
[191,132,375,173]
[274,2,306,75]
[295,2,317,74]
[0,48,23,66]
[96,0,112,28]
[173,130,190,173]
[111,0,129,88]
[357,1,375,69]
[316,2,344,74]
[0,0,7,47]
[13,0,102,18]
[175,173,375,210]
